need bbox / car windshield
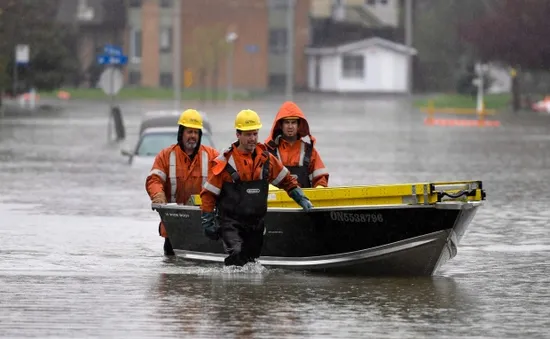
[136,132,214,156]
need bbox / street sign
[97,54,128,65]
[15,44,30,64]
[98,67,124,96]
[104,44,123,56]
[98,44,127,65]
[98,45,126,142]
[245,44,259,54]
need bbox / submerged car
[121,110,215,167]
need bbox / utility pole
[225,32,238,103]
[285,0,295,100]
[173,0,182,111]
[404,0,413,95]
[12,55,17,98]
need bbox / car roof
[141,125,212,136]
[141,126,178,134]
[139,110,212,135]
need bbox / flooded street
[1,95,549,338]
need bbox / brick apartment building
[56,0,127,87]
[55,0,401,92]
[125,0,311,92]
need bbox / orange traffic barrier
[21,92,40,101]
[420,100,500,127]
[424,118,500,127]
[57,90,71,100]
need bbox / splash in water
[221,261,267,274]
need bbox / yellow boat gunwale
[187,180,485,208]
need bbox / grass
[413,93,511,110]
[38,87,256,101]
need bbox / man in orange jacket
[200,109,313,267]
[146,109,219,256]
[264,101,329,188]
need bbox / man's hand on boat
[201,212,219,240]
[288,187,314,212]
[151,192,167,204]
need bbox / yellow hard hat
[234,109,262,131]
[177,109,203,130]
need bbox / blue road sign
[97,54,128,65]
[245,44,259,54]
[104,44,123,56]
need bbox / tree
[412,0,499,91]
[459,0,550,71]
[0,0,78,99]
[185,25,231,101]
[0,0,17,98]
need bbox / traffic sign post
[474,63,489,115]
[13,44,30,97]
[98,67,124,96]
[97,44,128,142]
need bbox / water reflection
[150,270,475,338]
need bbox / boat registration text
[330,211,384,223]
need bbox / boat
[151,180,486,276]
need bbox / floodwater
[0,95,549,338]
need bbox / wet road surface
[1,95,549,338]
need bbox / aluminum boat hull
[153,201,480,276]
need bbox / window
[365,0,388,4]
[160,0,172,8]
[159,27,172,53]
[269,74,287,88]
[128,71,141,86]
[341,54,364,78]
[159,72,173,88]
[130,28,142,63]
[269,29,287,54]
[268,0,288,9]
[77,0,94,21]
[129,0,141,7]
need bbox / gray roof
[305,37,417,56]
[139,111,213,136]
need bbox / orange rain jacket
[200,142,299,213]
[264,101,329,188]
[146,144,219,237]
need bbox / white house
[485,63,512,94]
[305,37,417,93]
